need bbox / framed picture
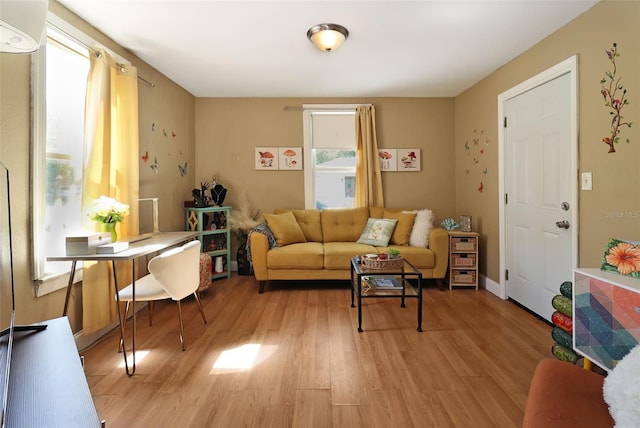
[460,215,472,232]
[378,149,397,171]
[278,147,302,170]
[397,149,421,171]
[255,147,278,170]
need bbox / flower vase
[103,222,118,243]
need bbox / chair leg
[193,292,207,324]
[148,301,155,326]
[176,300,185,351]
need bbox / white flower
[88,196,130,224]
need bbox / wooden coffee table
[350,257,423,332]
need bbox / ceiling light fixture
[307,23,349,52]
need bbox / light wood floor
[82,275,552,428]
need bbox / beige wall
[454,0,640,282]
[0,1,195,331]
[194,97,456,254]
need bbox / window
[31,18,129,296]
[302,105,359,209]
[32,26,89,295]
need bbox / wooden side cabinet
[185,206,231,280]
[447,231,479,289]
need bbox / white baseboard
[480,273,502,299]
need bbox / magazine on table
[364,276,403,289]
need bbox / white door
[505,72,573,321]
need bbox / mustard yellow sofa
[249,207,449,293]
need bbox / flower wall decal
[600,42,632,153]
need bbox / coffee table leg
[357,276,363,332]
[417,276,423,332]
[350,267,355,308]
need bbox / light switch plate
[581,172,593,190]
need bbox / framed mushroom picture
[278,147,302,170]
[255,147,278,170]
[397,149,421,171]
[378,149,397,171]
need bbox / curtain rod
[137,75,155,88]
[47,16,155,88]
[283,103,372,111]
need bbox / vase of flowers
[88,196,130,242]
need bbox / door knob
[556,220,570,229]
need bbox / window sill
[35,269,83,298]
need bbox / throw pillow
[403,209,434,248]
[263,212,307,247]
[384,210,416,246]
[603,343,640,427]
[356,218,398,247]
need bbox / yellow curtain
[81,50,140,334]
[354,105,384,207]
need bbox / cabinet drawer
[451,253,476,268]
[452,270,476,284]
[451,237,477,252]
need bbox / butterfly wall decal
[141,151,149,162]
[150,157,159,174]
[178,162,188,177]
[478,182,484,193]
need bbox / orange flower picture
[601,238,640,278]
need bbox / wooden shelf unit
[447,231,479,289]
[185,206,231,280]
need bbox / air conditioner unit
[0,0,48,53]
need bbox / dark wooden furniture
[7,316,101,427]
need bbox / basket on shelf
[362,256,404,270]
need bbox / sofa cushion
[383,210,416,246]
[323,242,378,270]
[264,212,307,246]
[274,209,323,242]
[292,209,323,242]
[403,209,434,248]
[321,207,369,242]
[267,242,324,269]
[356,218,398,246]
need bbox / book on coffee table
[370,276,402,289]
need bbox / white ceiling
[56,0,598,98]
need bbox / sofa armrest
[249,231,269,281]
[428,227,449,279]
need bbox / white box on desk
[96,242,129,254]
[65,233,112,255]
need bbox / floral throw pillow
[356,218,398,247]
[601,238,640,278]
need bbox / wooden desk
[7,317,101,427]
[48,231,199,376]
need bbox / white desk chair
[117,240,207,350]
